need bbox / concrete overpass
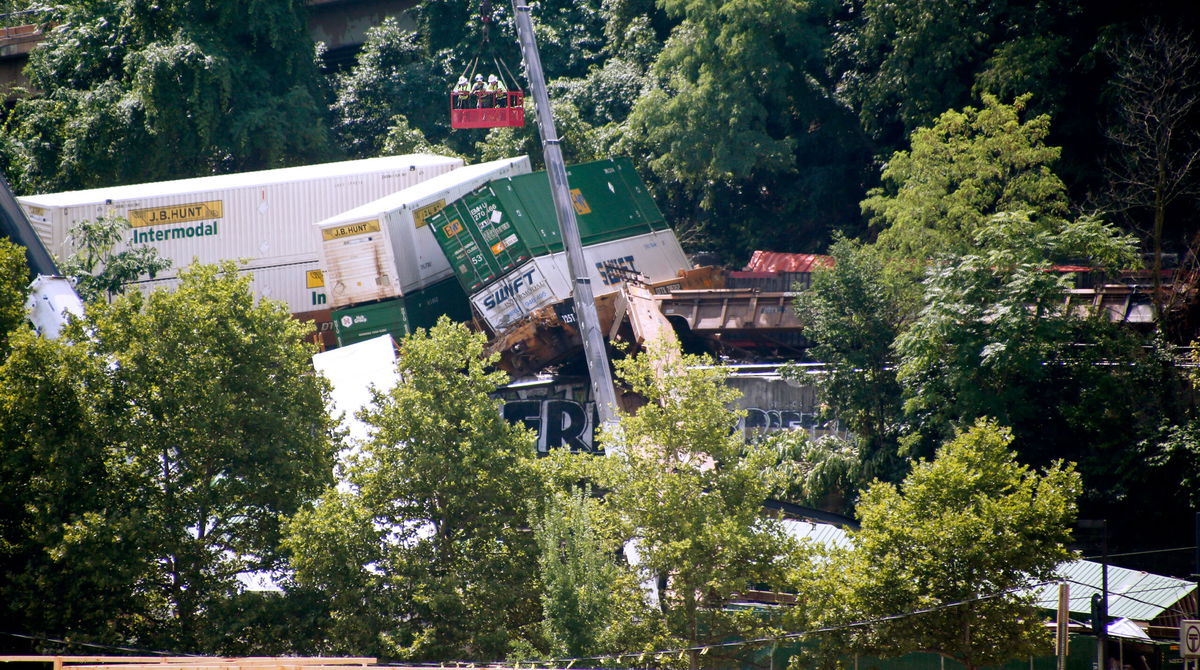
[1,0,419,97]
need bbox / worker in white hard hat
[471,73,486,107]
[452,76,470,109]
[485,74,505,108]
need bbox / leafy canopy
[533,485,643,659]
[620,0,872,258]
[57,215,171,303]
[286,319,542,661]
[330,18,447,159]
[834,418,1080,670]
[7,0,332,192]
[0,238,27,359]
[833,0,1076,150]
[0,262,338,651]
[895,212,1143,459]
[864,94,1069,261]
[581,340,805,667]
[790,236,906,485]
[628,0,824,184]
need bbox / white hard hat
[458,76,468,84]
[488,74,498,83]
[474,74,484,81]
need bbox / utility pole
[509,0,619,428]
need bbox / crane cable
[457,0,520,91]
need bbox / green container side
[568,157,667,243]
[430,199,499,292]
[502,157,667,252]
[465,184,531,273]
[428,190,531,293]
[494,173,560,256]
[612,156,667,230]
[332,298,410,347]
[404,277,474,331]
[430,157,667,295]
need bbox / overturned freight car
[426,157,691,333]
[314,157,533,346]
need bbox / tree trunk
[1152,172,1166,321]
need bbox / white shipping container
[316,156,531,309]
[127,259,329,315]
[470,229,689,332]
[18,154,464,281]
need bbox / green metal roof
[781,518,852,550]
[781,519,1194,623]
[1028,559,1195,622]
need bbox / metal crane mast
[509,0,620,428]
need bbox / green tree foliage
[894,213,1153,469]
[622,0,873,257]
[789,236,907,485]
[6,0,333,192]
[0,326,132,647]
[476,99,604,169]
[600,0,673,68]
[534,485,639,658]
[833,0,1078,150]
[330,18,447,158]
[549,58,649,128]
[57,215,171,303]
[415,0,608,83]
[330,1,614,162]
[0,263,337,650]
[585,340,804,668]
[765,430,863,515]
[379,116,464,159]
[832,418,1080,670]
[0,238,27,358]
[629,0,825,183]
[864,95,1069,261]
[285,319,542,661]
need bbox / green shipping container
[403,276,474,331]
[427,157,667,293]
[332,278,473,346]
[332,299,409,347]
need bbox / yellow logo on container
[322,219,381,241]
[413,199,446,228]
[442,219,464,238]
[129,200,224,228]
[570,189,591,215]
[306,270,325,288]
[490,240,507,255]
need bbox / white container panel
[470,229,689,332]
[127,259,329,316]
[470,260,568,331]
[578,229,691,293]
[319,219,400,308]
[246,261,331,314]
[17,154,463,278]
[316,157,532,308]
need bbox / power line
[504,581,1052,668]
[1059,578,1193,610]
[0,630,191,657]
[1082,545,1196,560]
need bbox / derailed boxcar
[427,157,689,332]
